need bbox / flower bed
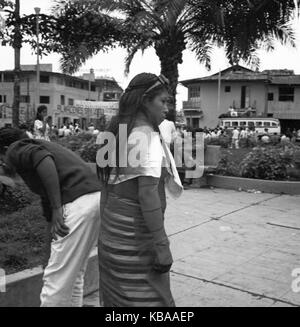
[216,144,300,181]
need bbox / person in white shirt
[33,105,50,141]
[88,123,95,134]
[159,113,176,147]
[69,123,75,135]
[63,128,71,137]
[58,126,65,138]
[217,128,222,137]
[240,127,247,139]
[231,127,240,149]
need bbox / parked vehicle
[219,117,281,135]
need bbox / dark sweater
[5,139,101,221]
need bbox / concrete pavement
[84,188,300,307]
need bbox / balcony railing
[182,100,201,111]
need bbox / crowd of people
[18,105,101,141]
[183,125,300,149]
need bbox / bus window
[240,121,247,126]
[232,122,238,127]
[271,122,277,127]
[264,122,271,127]
[248,121,255,128]
[256,121,262,127]
[225,122,231,127]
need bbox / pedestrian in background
[33,105,51,141]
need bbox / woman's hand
[51,207,69,240]
[152,237,173,274]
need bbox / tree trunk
[155,30,186,122]
[12,0,21,128]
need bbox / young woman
[97,73,183,307]
[34,105,50,141]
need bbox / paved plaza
[84,187,300,307]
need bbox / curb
[206,175,300,195]
[0,248,99,307]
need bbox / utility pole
[217,69,221,115]
[34,7,40,110]
[12,0,21,127]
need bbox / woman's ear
[142,95,151,109]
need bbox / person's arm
[138,176,173,273]
[36,156,69,240]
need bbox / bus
[219,117,281,135]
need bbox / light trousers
[40,191,101,307]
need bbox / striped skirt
[98,192,175,307]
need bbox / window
[0,95,7,103]
[40,75,50,83]
[263,122,271,127]
[225,86,231,93]
[40,96,50,104]
[268,93,274,101]
[20,95,30,103]
[189,85,200,98]
[256,121,263,127]
[272,122,278,127]
[91,85,96,92]
[56,77,64,85]
[4,73,14,82]
[68,98,74,105]
[240,121,247,126]
[232,122,238,127]
[61,95,65,105]
[279,87,294,102]
[225,122,231,127]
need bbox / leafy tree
[1,0,299,121]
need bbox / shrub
[78,140,101,163]
[55,133,100,163]
[216,151,240,176]
[238,147,293,180]
[55,132,95,153]
[0,182,38,214]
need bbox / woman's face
[41,109,47,118]
[144,90,169,125]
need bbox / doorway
[241,86,250,109]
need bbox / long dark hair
[98,73,170,185]
[35,105,47,121]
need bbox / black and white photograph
[0,0,300,311]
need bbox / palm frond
[124,40,152,75]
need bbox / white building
[180,65,300,132]
[0,64,123,129]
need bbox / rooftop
[180,65,300,86]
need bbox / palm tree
[44,0,300,120]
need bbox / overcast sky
[1,0,300,107]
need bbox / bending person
[0,127,101,307]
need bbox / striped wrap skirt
[98,192,175,307]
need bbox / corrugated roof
[270,76,300,85]
[180,65,300,86]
